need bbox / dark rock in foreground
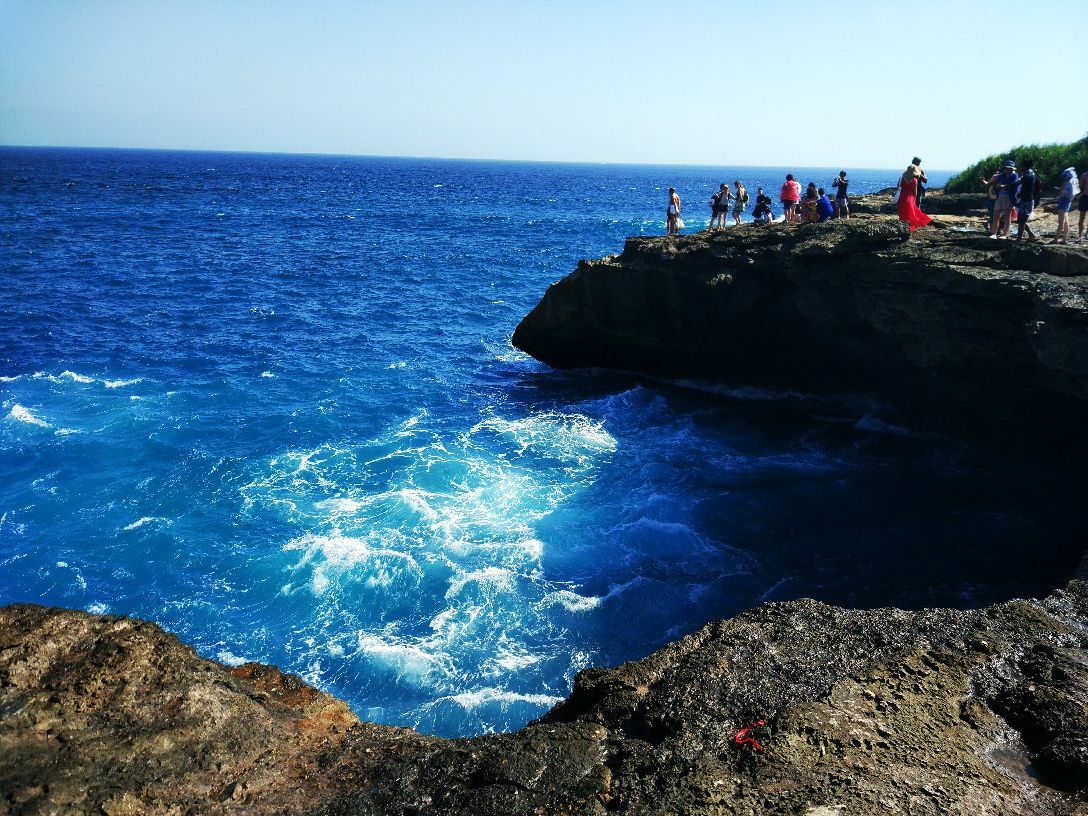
[512,218,1088,456]
[3,590,1088,815]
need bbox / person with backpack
[709,183,730,231]
[731,181,749,226]
[1014,159,1039,243]
[816,188,835,222]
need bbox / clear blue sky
[1,0,1083,170]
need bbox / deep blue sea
[1,147,1083,737]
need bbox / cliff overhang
[512,218,1088,456]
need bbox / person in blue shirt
[816,188,835,222]
[988,159,1019,239]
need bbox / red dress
[897,176,932,232]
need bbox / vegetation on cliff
[944,134,1088,193]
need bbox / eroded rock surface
[512,218,1088,455]
[3,588,1088,815]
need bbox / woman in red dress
[896,165,932,233]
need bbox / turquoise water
[1,148,1082,737]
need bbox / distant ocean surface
[1,148,1083,737]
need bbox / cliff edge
[3,588,1088,815]
[512,217,1088,454]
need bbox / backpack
[709,192,721,209]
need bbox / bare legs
[1054,211,1070,244]
[990,206,1011,239]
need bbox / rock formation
[512,217,1088,456]
[3,587,1087,814]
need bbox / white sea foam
[0,375,21,382]
[86,603,108,615]
[538,589,601,613]
[355,633,449,687]
[469,411,617,464]
[104,378,142,388]
[445,566,516,598]
[57,370,94,384]
[314,497,365,515]
[260,371,275,378]
[431,687,561,711]
[216,650,247,667]
[8,404,50,427]
[284,532,424,595]
[122,516,166,532]
[55,561,87,590]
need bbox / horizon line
[0,143,957,175]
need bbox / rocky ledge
[3,585,1088,815]
[512,216,1088,456]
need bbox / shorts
[1057,197,1072,213]
[835,196,848,206]
[781,199,798,208]
[732,204,745,215]
[1017,200,1034,224]
[1079,193,1088,213]
[993,195,1013,215]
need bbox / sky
[1,0,1084,170]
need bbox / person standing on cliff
[667,187,682,235]
[1077,168,1088,241]
[912,157,927,207]
[897,164,932,234]
[832,171,850,218]
[988,160,1019,239]
[1014,160,1040,243]
[732,181,749,226]
[780,174,801,223]
[908,157,927,208]
[710,183,730,231]
[1053,168,1078,244]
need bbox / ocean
[1,147,1082,737]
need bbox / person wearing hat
[988,159,1019,239]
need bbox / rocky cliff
[512,217,1088,456]
[3,586,1088,815]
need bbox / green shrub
[943,135,1088,194]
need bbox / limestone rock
[512,219,1088,455]
[3,587,1088,814]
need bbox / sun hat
[1003,159,1016,170]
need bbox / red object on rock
[734,719,767,752]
